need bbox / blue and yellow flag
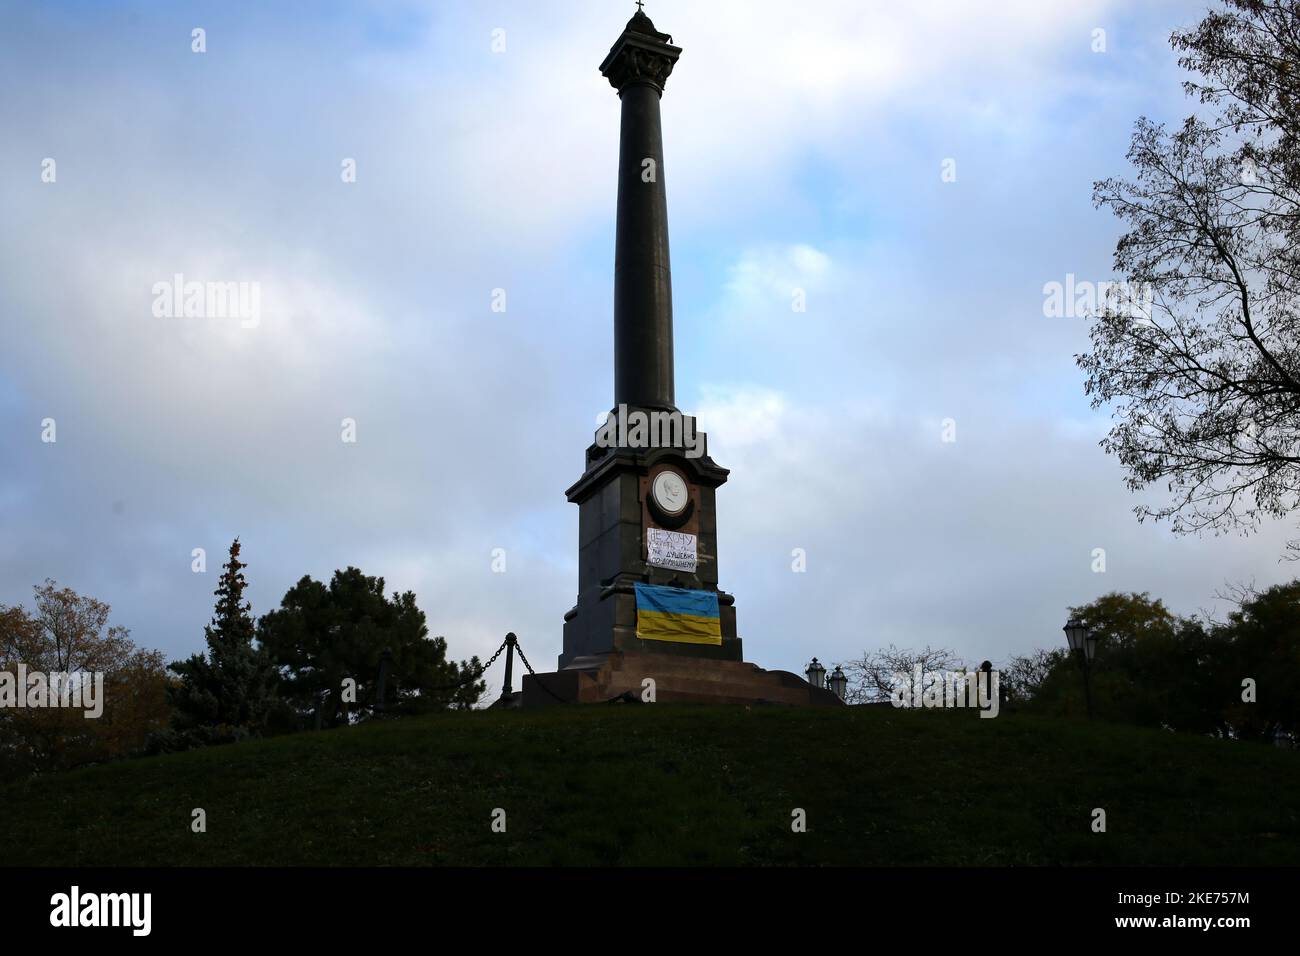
[634,582,722,646]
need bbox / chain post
[503,632,517,695]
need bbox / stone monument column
[601,11,681,412]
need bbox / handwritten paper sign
[647,528,698,573]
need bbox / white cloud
[723,244,832,314]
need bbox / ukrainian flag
[634,582,722,646]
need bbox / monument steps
[523,651,841,707]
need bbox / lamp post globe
[827,665,848,700]
[1063,618,1088,653]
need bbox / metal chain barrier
[383,637,507,697]
[380,634,569,705]
[512,640,570,704]
[472,640,508,683]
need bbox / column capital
[599,11,682,95]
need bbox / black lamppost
[1062,618,1097,719]
[805,657,826,689]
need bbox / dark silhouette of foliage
[167,539,281,746]
[1014,586,1296,744]
[1082,1,1300,553]
[257,566,483,729]
[1,584,169,775]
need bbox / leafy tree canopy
[258,566,483,728]
[1083,0,1300,553]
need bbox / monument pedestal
[561,430,743,668]
[523,651,843,708]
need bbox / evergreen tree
[258,566,483,729]
[168,539,280,745]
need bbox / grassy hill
[3,704,1298,866]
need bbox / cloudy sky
[1,0,1291,688]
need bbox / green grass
[3,705,1298,865]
